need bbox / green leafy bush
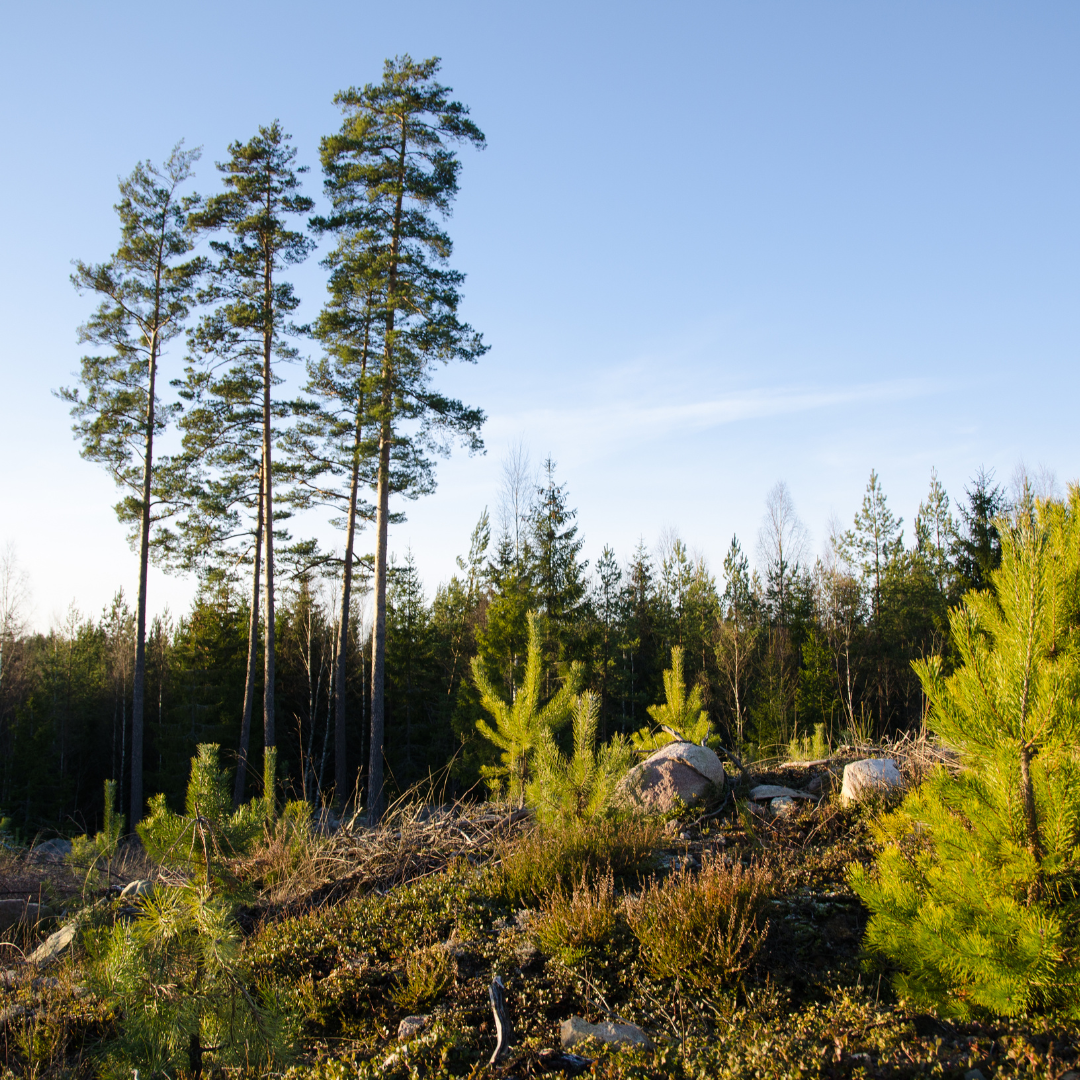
[851,491,1080,1018]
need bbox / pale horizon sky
[1,2,1077,632]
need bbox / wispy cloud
[486,377,938,454]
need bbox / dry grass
[251,797,533,912]
[494,815,663,905]
[625,852,773,988]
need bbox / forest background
[0,2,1078,834]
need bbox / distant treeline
[0,459,1027,836]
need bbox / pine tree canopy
[850,486,1080,1019]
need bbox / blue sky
[1,1,1077,628]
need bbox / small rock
[32,838,71,862]
[963,1070,987,1080]
[771,796,797,816]
[0,970,17,989]
[397,1014,431,1041]
[119,879,153,899]
[0,1004,27,1026]
[748,785,815,801]
[29,920,78,964]
[560,1016,652,1050]
[841,759,903,804]
[0,899,54,929]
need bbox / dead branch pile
[255,798,532,914]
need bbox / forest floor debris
[1,758,1075,1078]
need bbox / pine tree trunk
[262,257,276,756]
[130,329,158,829]
[334,359,366,808]
[367,126,407,825]
[1019,741,1043,863]
[368,414,391,823]
[233,465,263,808]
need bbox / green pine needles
[850,488,1080,1019]
[631,646,714,752]
[93,744,295,1076]
[472,611,577,804]
[528,690,636,827]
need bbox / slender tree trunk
[368,410,392,823]
[130,327,158,828]
[368,125,407,825]
[335,351,367,808]
[233,462,263,807]
[262,247,276,756]
[1018,742,1043,861]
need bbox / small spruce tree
[850,488,1080,1018]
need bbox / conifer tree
[187,122,313,776]
[715,537,761,748]
[472,611,576,805]
[632,645,713,752]
[955,466,1009,594]
[288,227,383,804]
[531,458,587,627]
[851,489,1080,1018]
[843,469,903,621]
[914,466,956,597]
[63,144,202,826]
[319,56,487,821]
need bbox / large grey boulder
[618,742,725,813]
[560,1016,652,1050]
[841,758,903,804]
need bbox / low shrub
[390,942,457,1012]
[625,853,773,989]
[533,868,619,965]
[493,816,662,906]
[786,722,829,763]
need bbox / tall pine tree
[187,122,313,785]
[63,144,202,825]
[319,56,486,821]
